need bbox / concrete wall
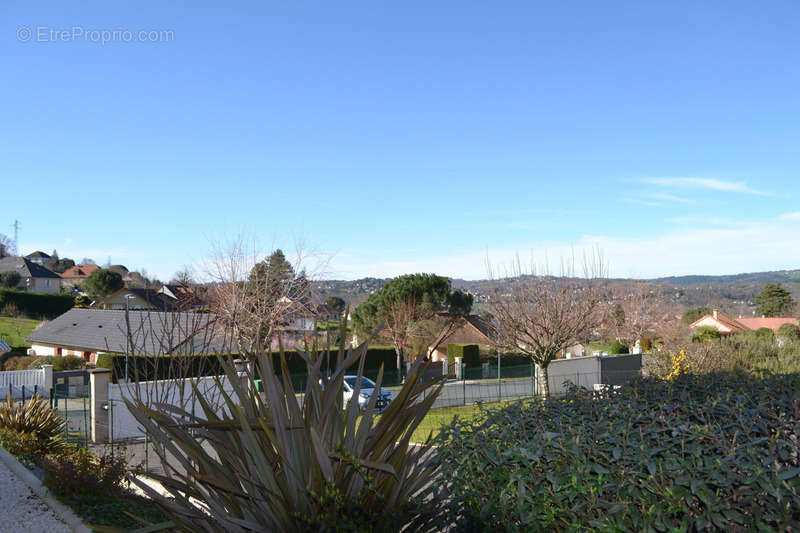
[541,355,602,395]
[106,374,245,441]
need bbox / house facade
[0,257,61,293]
[690,309,798,335]
[59,264,101,289]
[95,288,178,311]
[26,308,224,364]
[428,314,498,362]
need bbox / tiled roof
[26,308,229,354]
[60,264,101,279]
[0,257,61,279]
[737,317,798,332]
[25,251,51,259]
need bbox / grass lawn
[0,317,42,348]
[410,399,524,443]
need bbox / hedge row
[435,372,800,530]
[0,290,73,319]
[446,344,481,367]
[97,345,400,383]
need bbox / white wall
[107,374,244,441]
[29,343,57,356]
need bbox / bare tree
[489,250,607,396]
[205,235,321,361]
[606,282,675,350]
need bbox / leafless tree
[489,250,607,396]
[606,282,676,350]
[204,235,323,361]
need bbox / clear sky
[3,1,800,281]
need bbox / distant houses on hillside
[690,309,798,335]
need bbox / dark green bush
[435,372,800,531]
[753,327,776,340]
[608,339,629,354]
[97,346,400,383]
[692,325,722,343]
[446,344,480,367]
[0,289,73,319]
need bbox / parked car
[342,375,393,412]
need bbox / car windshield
[344,376,377,390]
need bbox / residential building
[24,251,51,265]
[0,256,61,293]
[59,264,101,289]
[25,308,228,364]
[690,309,798,335]
[428,314,498,362]
[94,288,179,311]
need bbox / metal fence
[52,389,90,447]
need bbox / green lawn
[409,399,525,443]
[0,317,42,348]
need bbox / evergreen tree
[755,283,795,317]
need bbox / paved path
[0,459,72,533]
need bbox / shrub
[27,355,85,371]
[753,326,776,340]
[0,289,73,319]
[126,341,445,531]
[778,323,800,341]
[446,344,480,367]
[691,325,722,343]
[608,339,629,354]
[0,428,45,458]
[0,271,21,289]
[0,392,66,445]
[3,355,33,371]
[435,372,800,531]
[97,347,400,382]
[42,448,128,498]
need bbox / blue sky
[3,1,800,281]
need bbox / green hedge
[96,353,229,383]
[435,372,800,530]
[96,345,400,383]
[0,290,74,319]
[446,344,480,368]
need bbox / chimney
[713,309,718,319]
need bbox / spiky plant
[126,329,446,532]
[0,392,66,444]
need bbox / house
[690,309,798,335]
[24,251,51,265]
[428,314,498,362]
[25,308,228,364]
[158,284,207,311]
[59,264,101,289]
[95,288,179,311]
[0,257,61,293]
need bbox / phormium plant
[126,329,446,532]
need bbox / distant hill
[312,269,800,316]
[652,270,800,286]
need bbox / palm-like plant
[126,329,445,531]
[0,392,66,444]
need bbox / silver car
[342,375,393,412]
